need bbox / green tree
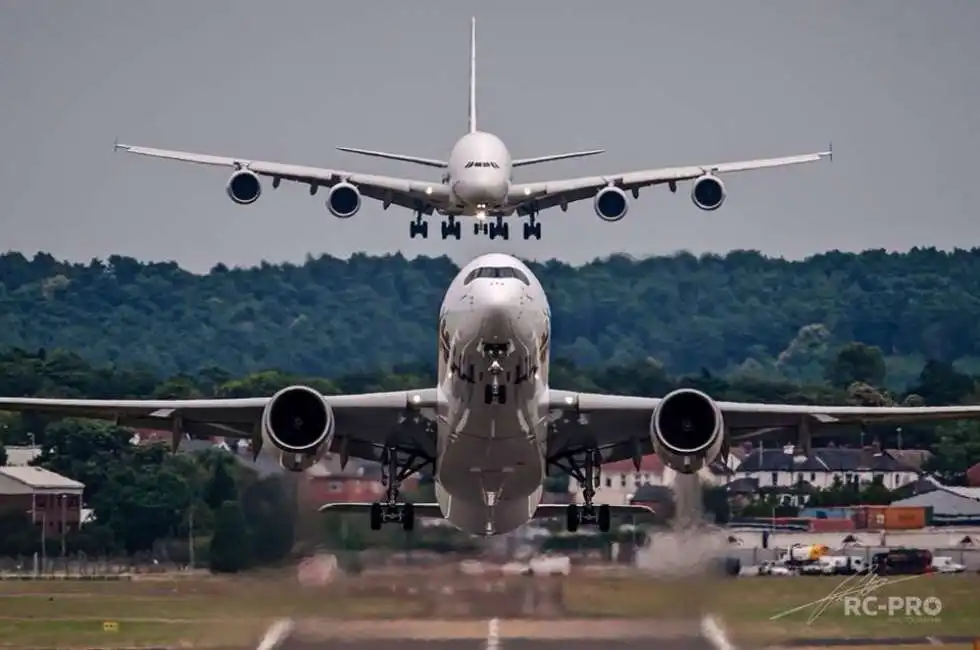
[209,501,251,573]
[826,343,886,389]
[203,460,238,511]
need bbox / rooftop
[0,466,84,490]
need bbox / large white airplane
[113,18,832,243]
[2,253,980,536]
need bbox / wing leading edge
[0,388,442,465]
[545,389,980,467]
[507,146,832,213]
[114,143,451,214]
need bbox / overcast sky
[1,0,977,272]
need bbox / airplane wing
[546,390,980,467]
[506,147,831,213]
[114,143,452,214]
[0,388,442,465]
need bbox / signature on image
[769,566,925,625]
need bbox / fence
[726,545,980,570]
[0,552,189,578]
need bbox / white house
[572,454,735,506]
[730,444,923,495]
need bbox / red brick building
[0,466,85,534]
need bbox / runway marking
[701,614,737,650]
[486,617,500,650]
[256,618,294,650]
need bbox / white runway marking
[486,617,501,650]
[256,618,294,650]
[701,614,736,650]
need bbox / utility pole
[188,507,195,569]
[59,495,66,558]
[40,510,47,574]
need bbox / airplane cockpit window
[463,266,531,285]
[463,161,500,169]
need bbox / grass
[0,573,978,647]
[562,573,980,642]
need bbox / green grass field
[0,573,977,647]
[563,573,980,641]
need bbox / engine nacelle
[226,170,262,205]
[691,175,726,211]
[327,182,361,218]
[650,388,725,473]
[593,186,629,222]
[261,385,335,471]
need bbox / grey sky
[1,0,977,273]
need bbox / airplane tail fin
[512,149,606,167]
[468,16,477,133]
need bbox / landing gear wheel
[522,221,542,240]
[497,384,507,405]
[370,447,430,532]
[474,223,481,235]
[566,504,580,533]
[402,503,415,532]
[597,504,611,533]
[441,219,461,240]
[409,219,429,239]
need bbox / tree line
[4,248,980,388]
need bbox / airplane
[2,252,980,536]
[112,18,832,243]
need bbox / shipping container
[808,517,857,533]
[800,507,854,520]
[852,505,927,530]
[883,506,927,530]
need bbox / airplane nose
[479,281,529,339]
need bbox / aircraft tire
[402,503,415,532]
[566,504,580,533]
[369,502,383,530]
[597,504,611,532]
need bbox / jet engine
[650,388,724,473]
[327,182,361,218]
[593,186,629,222]
[261,385,335,471]
[226,170,262,205]
[690,175,726,211]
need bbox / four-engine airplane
[1,253,979,536]
[113,18,831,242]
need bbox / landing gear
[489,217,509,240]
[370,447,426,532]
[561,450,611,533]
[523,210,542,240]
[482,342,508,405]
[409,212,428,239]
[441,217,461,240]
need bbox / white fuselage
[434,253,551,535]
[445,132,512,216]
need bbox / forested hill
[2,247,980,387]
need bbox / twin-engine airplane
[113,18,831,242]
[2,253,980,536]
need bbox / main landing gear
[369,447,421,532]
[563,450,611,533]
[522,210,542,240]
[473,217,510,240]
[409,211,428,239]
[441,216,462,240]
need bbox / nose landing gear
[482,342,509,405]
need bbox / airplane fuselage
[433,253,552,535]
[444,131,513,216]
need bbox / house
[571,454,734,506]
[298,454,422,508]
[0,466,85,535]
[732,444,922,496]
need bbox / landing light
[476,211,488,221]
